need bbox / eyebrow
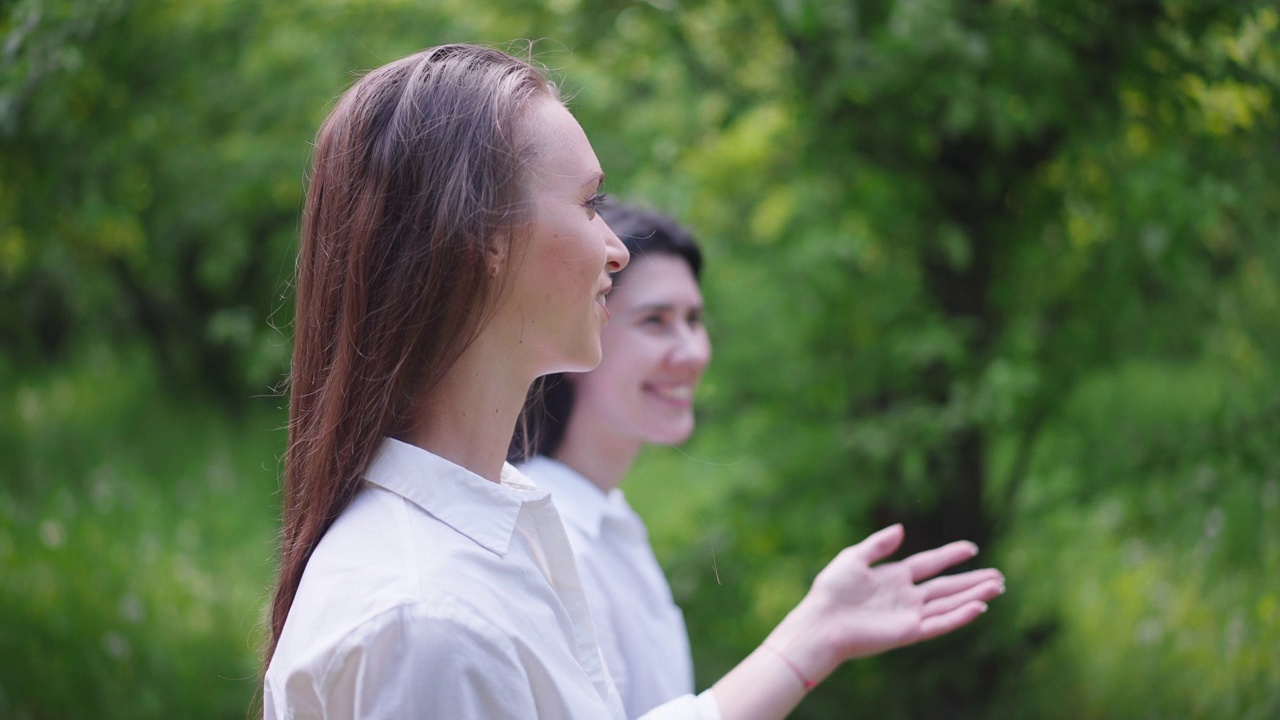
[581,172,605,192]
[629,301,702,314]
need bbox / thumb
[848,523,905,566]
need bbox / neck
[402,331,534,484]
[553,410,644,493]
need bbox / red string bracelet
[763,643,818,691]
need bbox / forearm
[708,600,836,720]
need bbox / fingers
[918,600,990,642]
[918,568,1004,602]
[901,540,979,582]
[922,577,1005,617]
[846,523,905,566]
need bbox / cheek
[547,232,602,297]
[530,248,586,308]
[623,340,669,383]
[593,336,648,387]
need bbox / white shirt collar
[519,456,634,540]
[362,437,547,557]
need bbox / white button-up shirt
[264,438,626,719]
[519,456,721,720]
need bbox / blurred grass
[0,345,283,719]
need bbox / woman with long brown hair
[266,43,1002,719]
[265,43,630,717]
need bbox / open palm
[807,524,1004,660]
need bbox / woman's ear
[487,238,508,280]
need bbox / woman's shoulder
[278,590,516,667]
[284,483,553,653]
[265,593,533,718]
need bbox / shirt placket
[515,498,626,719]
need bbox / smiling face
[499,98,629,376]
[568,253,711,446]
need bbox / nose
[603,224,629,274]
[670,323,711,372]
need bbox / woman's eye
[584,192,607,216]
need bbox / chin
[647,421,696,447]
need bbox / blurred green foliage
[0,346,282,717]
[2,0,1278,718]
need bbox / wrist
[763,642,819,691]
[763,595,840,687]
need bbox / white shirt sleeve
[267,601,538,720]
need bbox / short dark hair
[509,198,703,462]
[599,200,702,281]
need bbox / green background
[2,0,1277,717]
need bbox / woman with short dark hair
[514,200,1007,719]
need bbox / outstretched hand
[761,523,1005,691]
[710,524,1004,720]
[804,523,1004,662]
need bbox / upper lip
[597,280,613,298]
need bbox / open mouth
[644,383,695,405]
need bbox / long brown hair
[268,44,557,662]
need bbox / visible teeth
[652,386,692,400]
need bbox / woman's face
[504,98,629,375]
[570,253,711,446]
